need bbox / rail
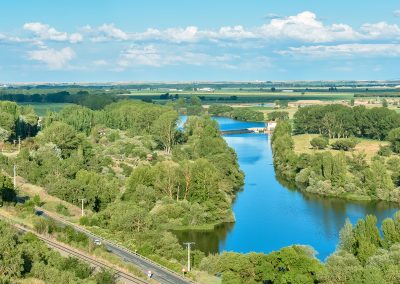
[35,207,195,284]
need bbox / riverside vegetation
[1,99,400,283]
[272,104,400,202]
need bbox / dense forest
[272,105,400,201]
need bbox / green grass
[18,103,71,116]
[292,134,389,161]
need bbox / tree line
[294,104,400,140]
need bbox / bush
[331,139,358,151]
[310,137,329,150]
[378,145,392,157]
[56,203,71,216]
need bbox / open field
[18,102,72,116]
[292,134,390,161]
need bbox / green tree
[0,173,16,205]
[152,110,179,154]
[387,127,400,153]
[37,121,81,157]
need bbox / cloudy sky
[1,0,400,82]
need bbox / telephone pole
[183,242,195,272]
[18,136,21,151]
[80,198,85,216]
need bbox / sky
[1,0,400,83]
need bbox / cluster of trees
[0,221,114,283]
[0,101,39,146]
[310,136,359,151]
[294,104,400,140]
[170,96,205,116]
[0,100,243,266]
[0,90,116,110]
[267,111,289,121]
[199,213,400,283]
[272,121,400,201]
[208,104,264,121]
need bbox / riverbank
[175,117,398,261]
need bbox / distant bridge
[221,127,267,135]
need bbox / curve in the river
[176,116,399,260]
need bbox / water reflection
[174,117,399,260]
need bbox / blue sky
[1,0,400,82]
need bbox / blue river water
[176,116,399,260]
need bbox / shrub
[378,145,392,157]
[310,137,329,150]
[331,139,358,151]
[56,203,71,216]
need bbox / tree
[382,99,388,108]
[350,98,355,106]
[37,122,81,157]
[310,136,329,150]
[0,173,16,205]
[0,221,24,279]
[339,219,355,253]
[152,110,179,154]
[387,127,400,153]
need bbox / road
[0,215,149,284]
[35,207,195,284]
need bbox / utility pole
[80,198,85,216]
[13,164,16,190]
[183,242,195,272]
[18,136,21,151]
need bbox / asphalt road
[35,207,194,284]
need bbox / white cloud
[258,11,359,42]
[117,44,241,69]
[118,45,161,67]
[95,23,129,41]
[360,22,400,39]
[79,12,400,44]
[278,43,400,58]
[23,22,83,43]
[92,59,108,66]
[394,10,400,17]
[27,47,76,69]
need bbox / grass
[292,134,389,161]
[16,176,83,220]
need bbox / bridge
[221,127,268,135]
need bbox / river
[175,117,399,260]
